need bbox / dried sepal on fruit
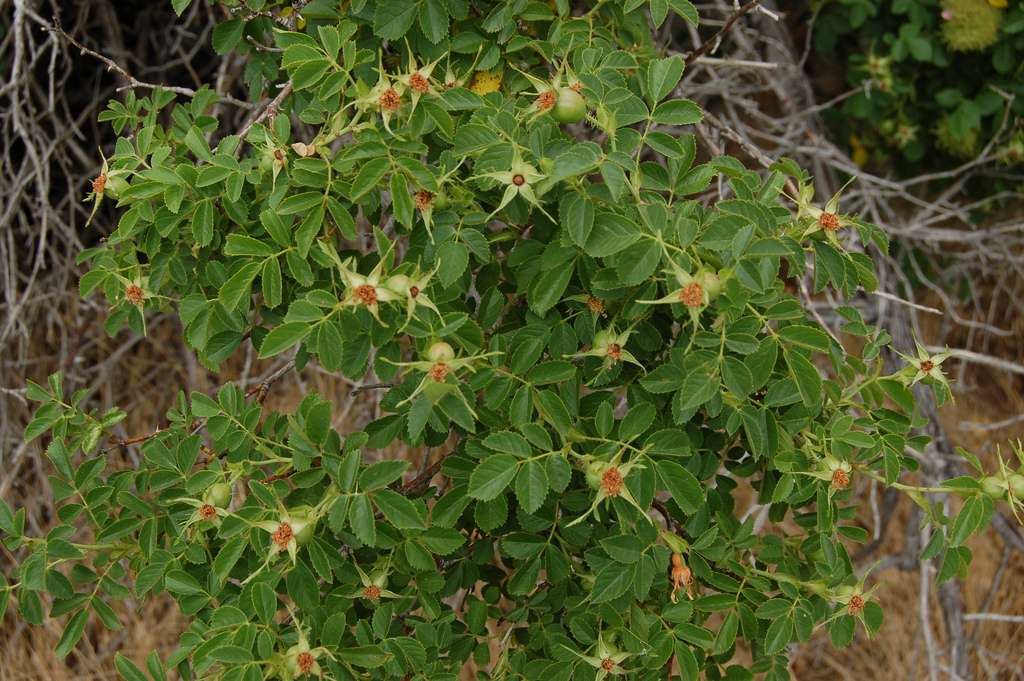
[670,552,696,602]
[395,44,442,116]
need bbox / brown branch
[244,360,297,403]
[402,450,453,495]
[48,17,254,109]
[683,0,763,67]
[237,81,294,140]
[349,382,395,396]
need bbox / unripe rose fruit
[697,269,723,300]
[205,482,232,508]
[104,174,129,199]
[551,87,586,124]
[592,330,613,351]
[290,506,317,545]
[427,341,455,362]
[980,475,1007,499]
[584,458,609,490]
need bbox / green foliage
[4,1,1019,680]
[813,0,1024,173]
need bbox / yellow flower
[989,0,1007,8]
[469,71,502,95]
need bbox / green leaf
[295,205,324,258]
[115,654,149,681]
[657,460,704,514]
[349,158,390,201]
[650,0,669,27]
[677,372,718,411]
[373,490,426,530]
[259,322,312,358]
[338,645,391,668]
[419,0,449,43]
[210,645,253,664]
[212,20,244,55]
[252,582,278,624]
[548,143,602,183]
[784,348,822,409]
[619,402,656,441]
[225,234,275,257]
[755,598,792,619]
[437,241,469,288]
[514,461,549,514]
[652,99,703,126]
[390,173,413,228]
[468,454,518,501]
[585,213,641,257]
[591,563,635,603]
[640,364,686,393]
[779,325,832,353]
[55,609,88,660]
[349,494,377,546]
[948,496,985,547]
[406,395,432,440]
[601,534,645,563]
[527,361,576,386]
[219,262,260,310]
[164,569,204,596]
[535,390,572,436]
[212,536,247,586]
[261,257,283,309]
[829,615,856,648]
[191,200,215,247]
[483,431,533,457]
[670,0,699,24]
[278,192,323,215]
[420,527,465,554]
[646,55,684,105]
[360,460,410,490]
[560,193,594,248]
[764,616,793,654]
[528,262,574,316]
[615,239,662,286]
[374,0,419,40]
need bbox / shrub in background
[813,0,1024,171]
[3,1,1023,680]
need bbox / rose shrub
[3,1,1021,680]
